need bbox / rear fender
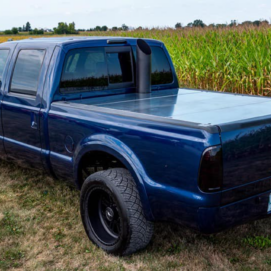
[73,134,154,220]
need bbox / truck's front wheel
[80,168,153,256]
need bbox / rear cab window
[0,50,10,82]
[107,51,133,84]
[60,47,134,94]
[60,48,108,93]
[132,46,173,85]
[59,44,173,95]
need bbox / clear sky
[1,0,271,30]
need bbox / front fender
[73,134,154,220]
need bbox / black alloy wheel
[80,168,154,255]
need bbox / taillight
[198,146,223,193]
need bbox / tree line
[1,19,270,35]
[175,19,270,29]
[0,21,131,35]
[2,22,45,35]
[53,22,129,33]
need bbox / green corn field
[101,27,271,96]
[1,25,271,95]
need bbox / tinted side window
[10,50,45,96]
[60,48,108,93]
[0,50,9,81]
[106,52,133,84]
[132,46,173,85]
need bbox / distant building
[43,28,53,32]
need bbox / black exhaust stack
[136,39,152,93]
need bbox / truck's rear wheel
[80,168,153,255]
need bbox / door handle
[31,120,38,129]
[31,112,38,129]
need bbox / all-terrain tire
[80,168,153,256]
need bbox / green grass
[1,160,271,270]
[243,236,271,249]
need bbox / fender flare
[73,134,154,220]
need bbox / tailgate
[219,117,271,205]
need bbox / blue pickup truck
[1,37,271,255]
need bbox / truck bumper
[198,189,271,234]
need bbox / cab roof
[0,36,163,48]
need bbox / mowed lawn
[0,160,271,270]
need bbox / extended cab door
[2,43,54,169]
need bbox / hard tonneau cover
[59,88,271,129]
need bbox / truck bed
[68,88,271,127]
[68,89,271,203]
